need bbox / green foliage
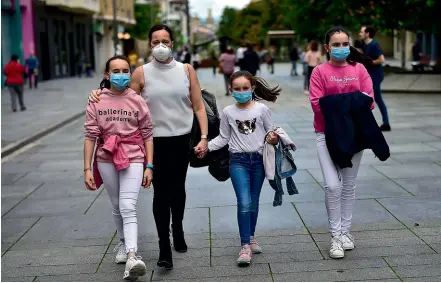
[126,3,161,40]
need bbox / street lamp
[113,0,118,55]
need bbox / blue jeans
[229,152,265,245]
[373,79,389,125]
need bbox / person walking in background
[219,46,237,96]
[128,51,138,72]
[412,40,422,62]
[237,43,247,70]
[192,49,201,72]
[301,45,309,92]
[197,71,281,266]
[290,44,300,76]
[360,25,391,131]
[3,55,27,112]
[304,40,322,95]
[266,47,276,74]
[210,48,218,76]
[25,51,39,89]
[75,51,86,77]
[241,44,260,76]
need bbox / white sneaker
[123,256,147,281]
[114,241,127,264]
[342,233,355,250]
[304,90,309,95]
[329,235,344,259]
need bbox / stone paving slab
[272,267,398,281]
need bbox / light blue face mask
[110,73,131,90]
[232,91,253,103]
[330,46,351,62]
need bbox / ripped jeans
[98,162,143,253]
[316,133,363,237]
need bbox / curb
[1,111,85,158]
[382,89,441,94]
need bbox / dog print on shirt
[236,118,257,135]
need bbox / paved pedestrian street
[1,67,441,281]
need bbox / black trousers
[152,133,191,243]
[306,66,315,90]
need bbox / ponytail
[99,78,111,89]
[229,70,281,102]
[347,46,373,67]
[253,76,281,102]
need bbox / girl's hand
[84,169,97,190]
[88,89,102,103]
[194,139,208,159]
[143,168,153,188]
[266,131,279,145]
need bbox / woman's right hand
[88,89,102,103]
[84,169,97,190]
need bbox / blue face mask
[330,46,350,62]
[232,91,253,103]
[110,73,131,90]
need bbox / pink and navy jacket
[84,88,153,188]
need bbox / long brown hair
[230,71,281,102]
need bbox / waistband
[229,152,262,158]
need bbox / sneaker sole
[329,253,344,259]
[343,245,354,251]
[124,262,147,281]
[115,257,128,264]
[237,259,251,266]
[252,250,262,254]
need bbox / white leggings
[98,162,143,253]
[316,133,363,237]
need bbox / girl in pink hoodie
[309,26,374,260]
[83,55,153,281]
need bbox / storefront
[1,0,23,87]
[94,0,135,72]
[33,0,99,80]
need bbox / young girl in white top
[196,70,281,266]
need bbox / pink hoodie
[84,88,153,164]
[309,62,375,133]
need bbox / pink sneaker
[236,244,251,266]
[250,236,262,254]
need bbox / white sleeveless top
[141,59,193,137]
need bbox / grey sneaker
[329,235,344,259]
[114,241,127,264]
[341,233,355,250]
[123,256,146,281]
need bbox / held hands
[266,131,279,145]
[84,169,97,190]
[194,139,208,159]
[143,168,153,188]
[88,89,102,103]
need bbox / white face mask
[152,43,172,62]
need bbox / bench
[412,55,435,72]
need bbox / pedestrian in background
[241,44,260,76]
[290,44,300,76]
[3,55,27,112]
[360,25,391,131]
[219,46,237,96]
[197,70,281,266]
[210,48,218,76]
[301,45,309,92]
[84,55,153,281]
[266,46,276,74]
[192,49,201,72]
[304,40,322,95]
[128,51,138,73]
[25,51,39,89]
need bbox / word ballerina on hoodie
[196,70,281,266]
[83,55,153,282]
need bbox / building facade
[93,0,135,73]
[33,0,99,80]
[2,0,23,86]
[159,0,189,43]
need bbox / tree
[217,7,238,38]
[125,3,161,40]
